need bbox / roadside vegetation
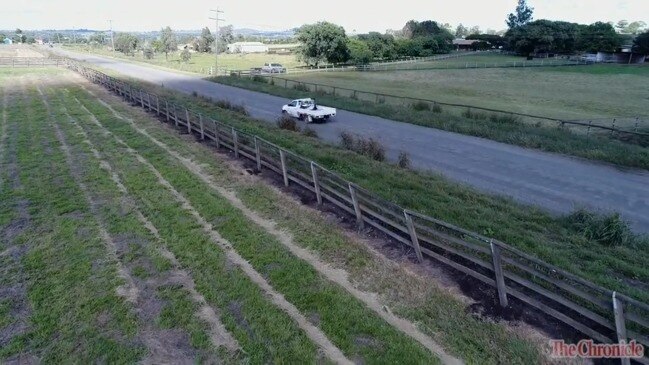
[213,72,649,170]
[105,69,649,304]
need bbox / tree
[399,20,454,53]
[506,0,534,29]
[357,32,396,59]
[0,34,5,43]
[348,38,373,64]
[216,25,234,54]
[577,22,619,52]
[114,33,139,55]
[295,22,350,66]
[13,28,26,44]
[455,24,468,38]
[615,20,629,33]
[197,27,214,53]
[159,26,177,60]
[180,48,191,63]
[632,31,649,54]
[89,32,107,45]
[626,21,647,35]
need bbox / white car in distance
[281,98,336,123]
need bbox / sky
[2,0,648,33]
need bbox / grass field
[61,44,304,74]
[0,67,564,363]
[371,53,580,71]
[281,62,649,121]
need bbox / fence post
[587,121,592,138]
[173,105,179,127]
[611,118,616,135]
[348,183,364,229]
[254,137,262,171]
[232,128,239,158]
[612,292,631,365]
[139,90,144,108]
[156,96,160,116]
[146,93,151,110]
[185,108,191,134]
[165,101,170,122]
[279,149,289,187]
[310,162,322,206]
[195,114,203,140]
[213,121,220,148]
[490,240,508,307]
[403,210,424,263]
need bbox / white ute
[281,98,336,123]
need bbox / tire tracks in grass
[0,76,33,355]
[49,86,240,355]
[2,73,144,363]
[41,80,249,363]
[67,89,354,365]
[78,82,461,365]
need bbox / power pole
[109,20,115,52]
[209,8,225,75]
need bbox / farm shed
[227,42,268,54]
[452,39,478,51]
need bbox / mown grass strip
[71,79,548,364]
[1,75,144,363]
[69,83,444,364]
[56,90,322,364]
[44,83,232,363]
[95,72,649,304]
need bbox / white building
[227,42,268,54]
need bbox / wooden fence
[66,61,648,364]
[0,57,63,67]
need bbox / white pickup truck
[281,98,336,123]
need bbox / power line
[209,7,225,74]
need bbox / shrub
[230,71,239,77]
[191,90,198,98]
[214,99,249,116]
[293,83,310,92]
[252,75,267,83]
[338,132,386,162]
[463,108,488,120]
[269,78,275,86]
[302,127,319,138]
[277,115,300,132]
[397,151,411,168]
[432,103,443,113]
[490,113,522,124]
[566,209,635,247]
[340,131,355,149]
[411,101,430,111]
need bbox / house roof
[228,42,266,46]
[452,39,478,46]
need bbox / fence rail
[0,57,63,67]
[240,74,648,138]
[64,60,649,364]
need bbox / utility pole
[209,8,225,75]
[109,20,115,52]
